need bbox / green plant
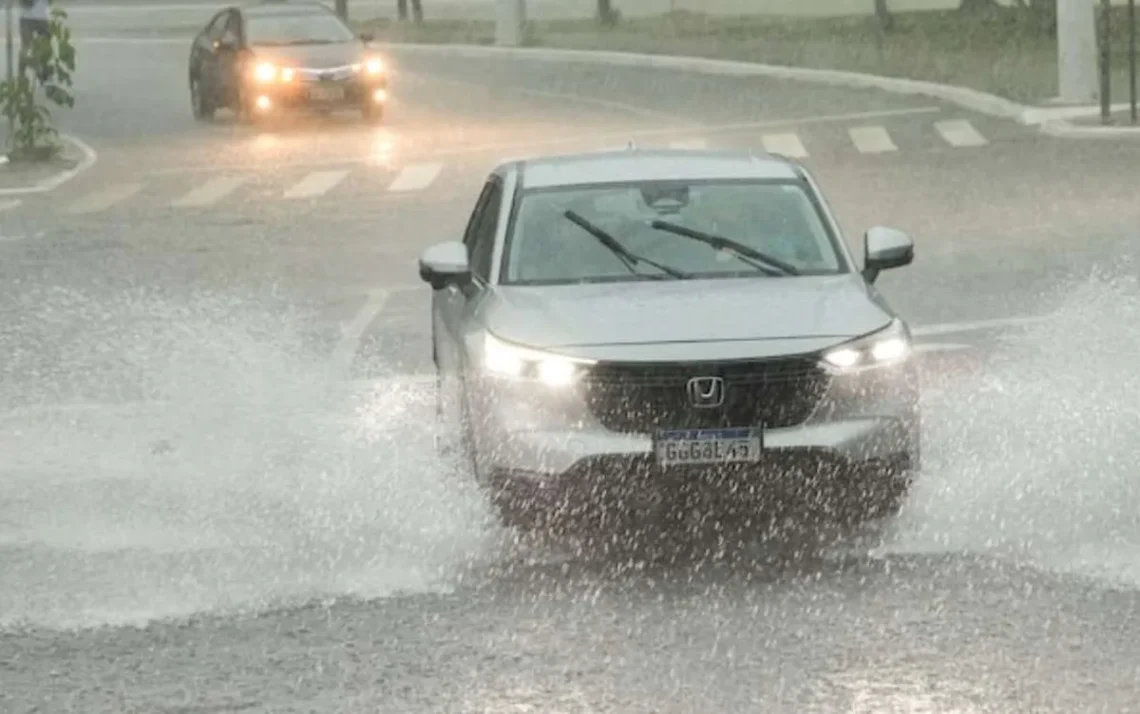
[0,6,76,161]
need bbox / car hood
[249,41,364,69]
[481,275,894,361]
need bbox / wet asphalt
[3,20,1140,714]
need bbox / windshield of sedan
[502,179,846,284]
[244,11,356,46]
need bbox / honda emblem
[686,376,725,409]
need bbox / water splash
[0,288,497,630]
[879,272,1140,587]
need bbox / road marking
[171,175,248,208]
[282,170,350,199]
[848,125,898,154]
[387,162,444,193]
[0,199,21,213]
[145,107,943,177]
[0,134,99,197]
[761,132,808,158]
[331,289,390,375]
[912,314,1048,337]
[669,138,709,150]
[913,342,972,354]
[65,183,142,214]
[935,119,988,147]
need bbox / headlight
[252,61,278,82]
[482,333,595,387]
[353,58,386,75]
[821,319,912,373]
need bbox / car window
[468,181,503,281]
[244,10,356,46]
[502,179,844,284]
[462,181,495,249]
[220,11,240,44]
[205,11,229,41]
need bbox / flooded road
[3,23,1140,714]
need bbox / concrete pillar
[1057,0,1100,104]
[496,0,526,47]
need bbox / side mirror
[862,226,914,284]
[418,241,471,291]
[359,32,375,42]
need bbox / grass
[359,6,1140,104]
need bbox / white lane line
[0,199,21,213]
[387,162,444,193]
[669,138,709,150]
[171,175,248,208]
[935,119,988,147]
[331,289,390,375]
[848,125,898,154]
[912,314,1049,337]
[147,107,944,177]
[913,342,973,354]
[65,183,142,214]
[761,132,808,158]
[283,170,349,199]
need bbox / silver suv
[418,148,920,529]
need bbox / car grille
[296,65,356,82]
[581,357,829,433]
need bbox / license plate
[654,428,763,467]
[309,85,345,101]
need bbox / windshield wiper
[564,211,690,280]
[648,220,800,276]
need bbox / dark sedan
[188,1,389,123]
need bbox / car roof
[241,0,332,17]
[511,148,803,190]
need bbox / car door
[192,10,229,93]
[435,176,503,394]
[213,10,244,108]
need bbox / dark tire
[190,76,214,121]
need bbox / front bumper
[468,360,920,508]
[245,76,388,112]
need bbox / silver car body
[421,148,920,515]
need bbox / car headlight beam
[821,319,912,373]
[252,61,277,83]
[483,333,595,387]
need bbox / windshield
[245,11,356,46]
[502,179,845,285]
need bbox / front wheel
[190,76,214,121]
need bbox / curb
[1040,117,1140,138]
[383,42,1140,138]
[0,134,99,196]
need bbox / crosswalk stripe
[848,125,898,154]
[282,170,349,199]
[66,183,143,214]
[387,162,443,193]
[0,199,21,213]
[935,119,988,147]
[171,175,248,208]
[669,138,708,150]
[761,133,808,158]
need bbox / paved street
[3,12,1140,714]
